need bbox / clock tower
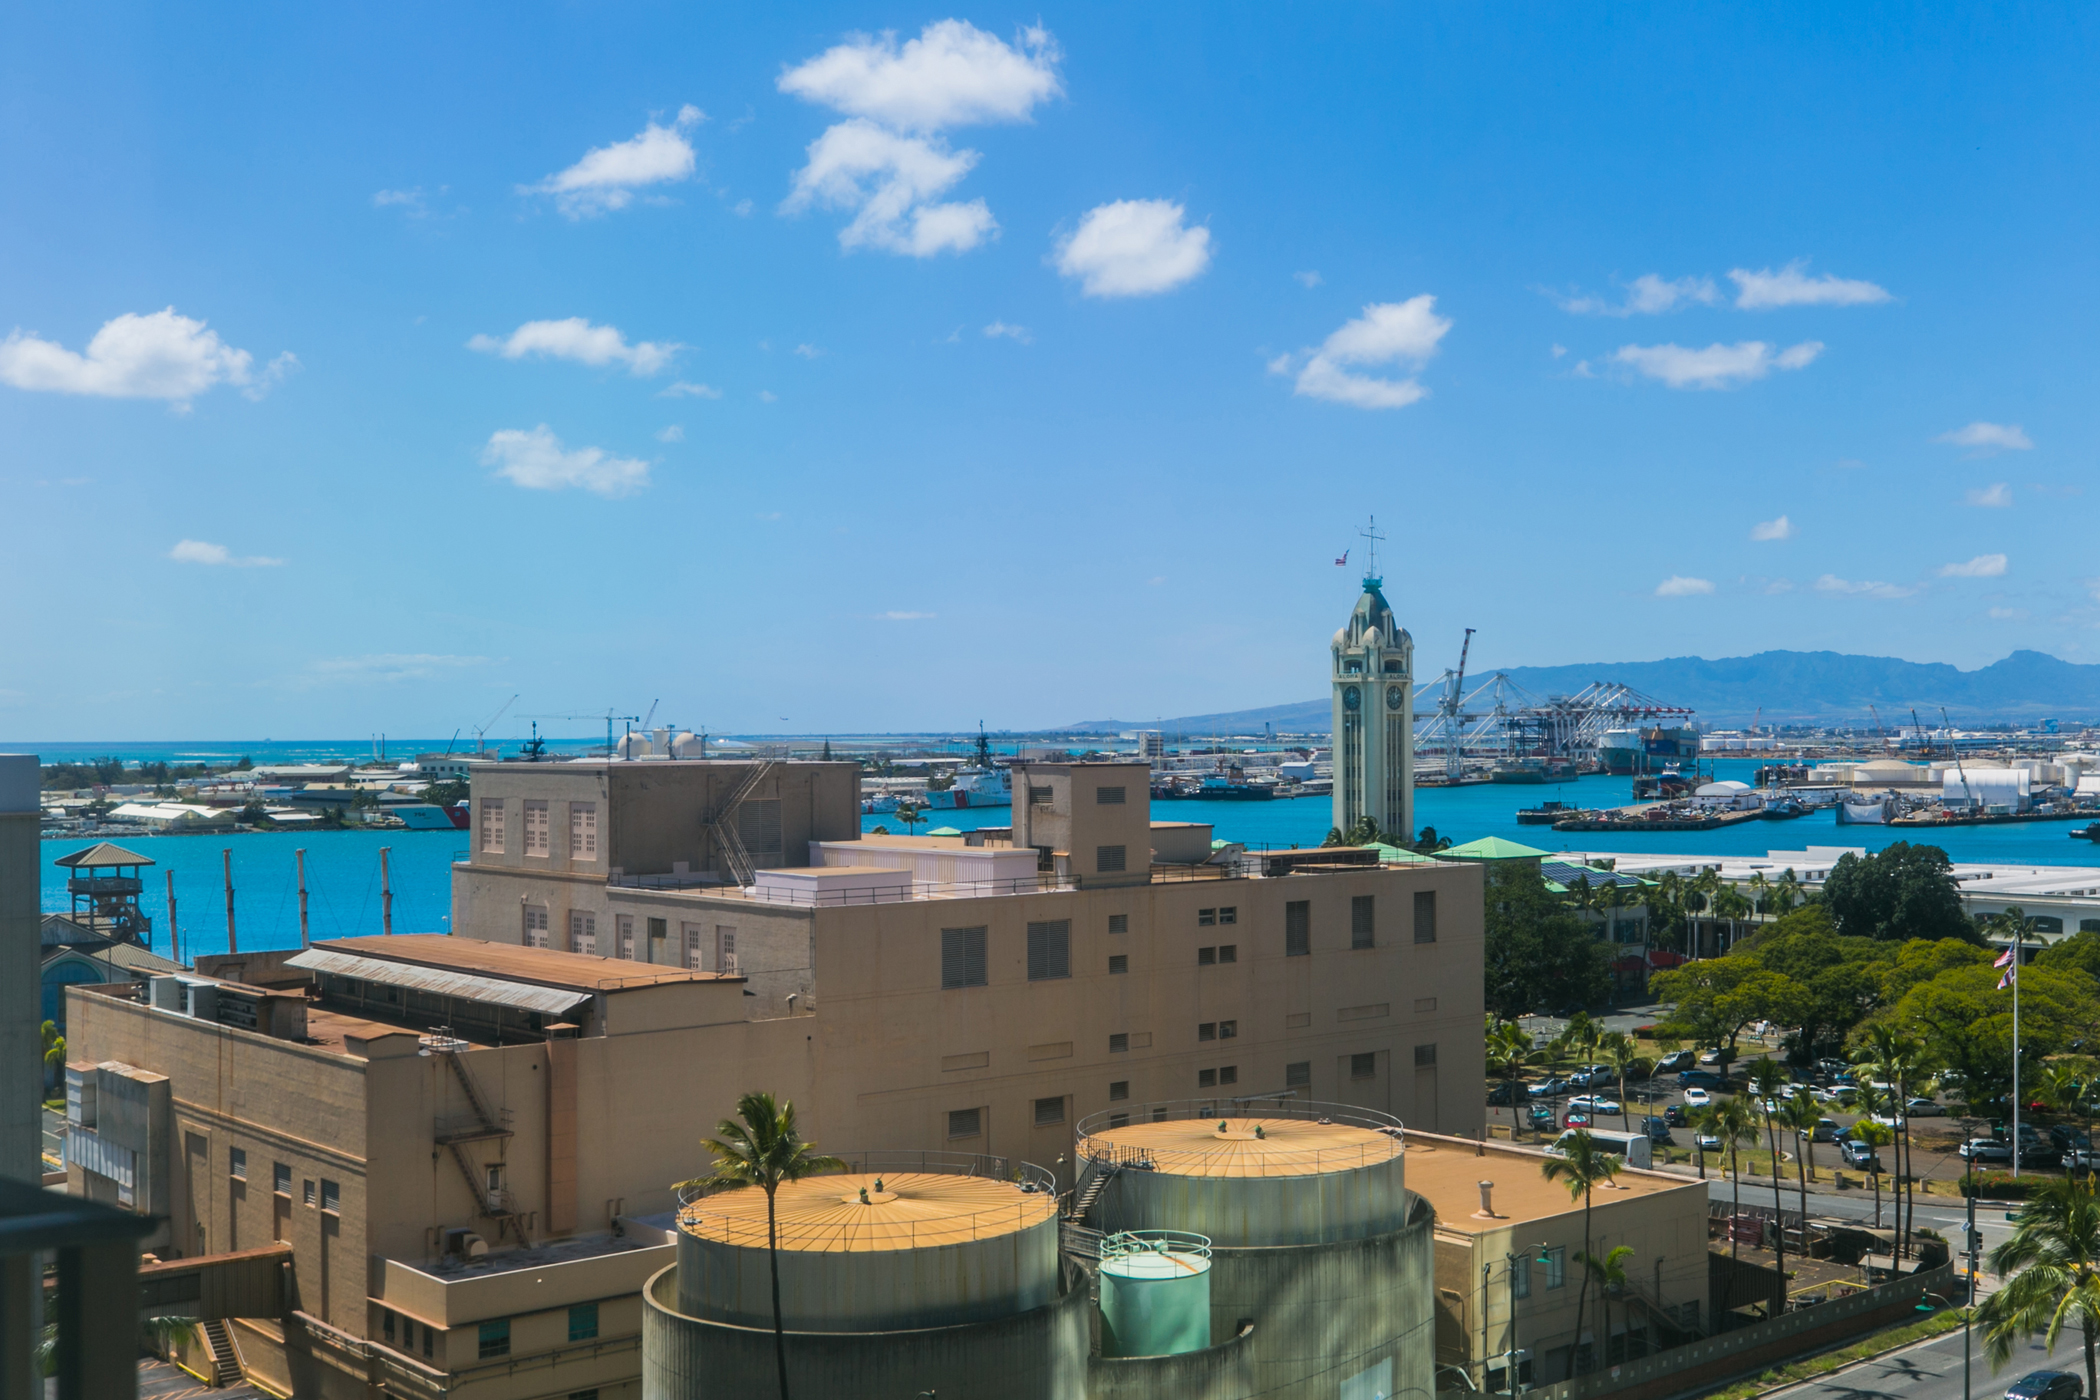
[1330,520,1413,842]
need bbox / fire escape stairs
[705,760,777,887]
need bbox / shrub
[1959,1170,2045,1199]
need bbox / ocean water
[43,758,2100,961]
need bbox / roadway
[1698,1178,2016,1244]
[1768,1319,2084,1400]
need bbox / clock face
[1343,685,1361,711]
[1386,684,1405,710]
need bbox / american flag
[1335,549,1349,567]
[1994,949,2015,968]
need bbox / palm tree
[1577,1245,1636,1364]
[1486,1019,1547,1142]
[1714,1096,1759,1263]
[1686,1102,1717,1180]
[1746,1057,1792,1287]
[1543,1130,1620,1376]
[1772,868,1801,915]
[1781,1089,1823,1226]
[1856,1028,1927,1261]
[895,797,927,834]
[1980,1177,2100,1400]
[1853,1119,1896,1228]
[2040,1062,2093,1180]
[1713,885,1753,954]
[1602,1032,1647,1126]
[674,1092,845,1400]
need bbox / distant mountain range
[1061,650,2100,733]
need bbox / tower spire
[1359,515,1386,587]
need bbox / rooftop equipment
[1098,1230,1212,1358]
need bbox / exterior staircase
[198,1319,243,1387]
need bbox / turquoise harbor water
[42,758,2100,961]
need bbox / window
[1029,785,1054,805]
[1414,1043,1438,1067]
[1414,997,1438,1013]
[682,923,703,971]
[523,800,550,856]
[1218,944,1237,963]
[402,1318,416,1350]
[1097,786,1126,804]
[423,1326,434,1359]
[1199,946,1217,965]
[1544,1246,1566,1290]
[948,1108,982,1139]
[273,1162,291,1196]
[1026,920,1071,980]
[2085,919,2100,934]
[1109,1033,1129,1053]
[568,1303,599,1342]
[1108,954,1128,974]
[1511,1258,1531,1299]
[1109,1081,1130,1101]
[303,1180,315,1206]
[942,927,988,988]
[1285,901,1311,957]
[1218,907,1237,925]
[383,1311,395,1343]
[1097,845,1127,873]
[716,928,738,975]
[647,917,666,945]
[321,1179,340,1214]
[1108,914,1129,934]
[570,803,598,860]
[1286,1060,1311,1088]
[1218,1019,1238,1039]
[569,911,597,956]
[523,906,549,948]
[1351,1052,1377,1080]
[1198,1069,1217,1089]
[1414,890,1437,943]
[478,1319,511,1359]
[1219,1066,1238,1086]
[1199,1022,1218,1042]
[616,914,635,960]
[1152,1107,1169,1122]
[1351,895,1375,949]
[1034,1096,1065,1126]
[1199,908,1217,926]
[479,801,505,854]
[1108,1113,1130,1129]
[229,1147,246,1181]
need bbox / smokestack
[1474,1181,1502,1220]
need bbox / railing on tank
[672,1150,1059,1253]
[1073,1097,1405,1178]
[1099,1229,1212,1266]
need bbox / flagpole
[2012,931,2023,1180]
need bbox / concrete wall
[1087,1326,1258,1400]
[1109,1153,1410,1249]
[0,754,39,1181]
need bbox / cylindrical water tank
[1098,1231,1211,1358]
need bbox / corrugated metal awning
[285,947,592,1018]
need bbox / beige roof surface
[1405,1133,1703,1236]
[679,1172,1055,1253]
[54,841,155,868]
[323,934,735,990]
[1080,1116,1403,1178]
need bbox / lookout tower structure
[54,842,155,946]
[1331,519,1414,842]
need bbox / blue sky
[4,5,2096,740]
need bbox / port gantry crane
[1411,658,1696,778]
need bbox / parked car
[1699,1049,1724,1065]
[1487,1082,1516,1106]
[1526,1104,1557,1130]
[1840,1139,1882,1171]
[1814,1086,1858,1106]
[1568,1095,1623,1115]
[1656,1050,1695,1073]
[1564,1110,1593,1128]
[1961,1138,2014,1163]
[1643,1117,1674,1145]
[1816,1057,1850,1076]
[1695,1130,1722,1152]
[1528,1077,1571,1099]
[2005,1370,2084,1400]
[1683,1088,1713,1108]
[1868,1113,1907,1130]
[1904,1097,1947,1117]
[1663,1104,1689,1127]
[1812,1118,1840,1143]
[2051,1125,2092,1150]
[1678,1069,1727,1090]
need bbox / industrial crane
[471,695,519,756]
[524,708,643,756]
[1440,629,1476,780]
[1941,706,1975,810]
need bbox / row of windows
[379,1309,439,1359]
[940,922,1073,988]
[480,800,599,860]
[467,1303,599,1361]
[518,910,738,971]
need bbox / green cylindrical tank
[1098,1231,1211,1358]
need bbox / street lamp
[1914,1285,1976,1400]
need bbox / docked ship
[922,767,1011,810]
[1598,724,1702,776]
[1837,794,1894,825]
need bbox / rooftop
[54,841,155,868]
[403,1224,672,1279]
[1080,1114,1403,1178]
[319,934,737,991]
[1404,1132,1703,1236]
[678,1171,1056,1253]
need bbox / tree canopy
[1820,842,1977,943]
[1483,863,1613,1018]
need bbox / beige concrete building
[1414,1132,1710,1388]
[65,756,1487,1399]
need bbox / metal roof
[54,841,156,868]
[286,947,594,1018]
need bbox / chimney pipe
[1474,1180,1502,1219]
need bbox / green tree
[1602,1032,1646,1125]
[1485,1019,1548,1141]
[422,778,469,808]
[1821,842,1977,943]
[1542,1130,1619,1376]
[674,1092,845,1400]
[1979,1177,2100,1399]
[41,1021,64,1095]
[1713,1096,1760,1263]
[1852,1118,1896,1227]
[1746,1057,1793,1287]
[1854,1028,1931,1262]
[1577,1244,1636,1365]
[1649,961,1809,1065]
[1483,865,1613,1018]
[2038,930,2100,984]
[1882,958,2098,1126]
[894,798,927,835]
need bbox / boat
[1197,775,1275,801]
[1516,801,1581,825]
[1760,799,1810,820]
[1837,795,1893,825]
[922,767,1010,810]
[2072,823,2100,842]
[393,803,465,830]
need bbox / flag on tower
[1335,549,1349,567]
[1999,964,2017,991]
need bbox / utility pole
[166,869,181,968]
[222,848,237,955]
[296,849,310,949]
[380,847,394,936]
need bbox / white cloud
[1938,554,2008,578]
[1966,483,2013,508]
[878,610,936,621]
[1555,274,1719,317]
[373,187,427,213]
[793,343,823,358]
[309,653,490,681]
[1654,575,1715,598]
[1729,261,1891,309]
[1750,515,1794,541]
[169,539,285,568]
[655,424,684,442]
[778,20,1061,132]
[1938,421,2034,454]
[1990,607,2029,620]
[659,381,722,399]
[1814,574,1921,600]
[524,106,703,218]
[1294,271,1322,289]
[1550,344,1567,359]
[1272,296,1452,410]
[0,308,265,404]
[481,425,649,497]
[983,320,1032,343]
[1610,339,1822,389]
[758,390,777,403]
[781,119,994,255]
[467,318,679,376]
[1053,199,1212,298]
[732,198,753,217]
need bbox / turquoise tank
[1098,1231,1212,1358]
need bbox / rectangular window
[1544,1246,1566,1290]
[1512,1258,1531,1300]
[569,911,597,956]
[1097,845,1127,873]
[1351,895,1375,949]
[1108,914,1129,934]
[383,1311,395,1343]
[568,1303,599,1342]
[948,1108,982,1139]
[402,1319,415,1350]
[1029,785,1054,805]
[478,1319,511,1359]
[1109,1080,1130,1101]
[1218,1019,1238,1039]
[717,928,738,974]
[1414,997,1438,1013]
[942,927,989,989]
[1198,1068,1217,1089]
[1218,944,1237,963]
[1218,907,1237,925]
[570,803,598,860]
[321,1179,340,1214]
[1414,1043,1438,1067]
[1198,946,1217,965]
[1351,1052,1377,1080]
[1219,1065,1238,1086]
[423,1326,434,1359]
[303,1179,315,1206]
[682,923,703,971]
[1097,786,1126,804]
[616,914,635,960]
[479,801,505,854]
[1033,1096,1065,1126]
[523,800,550,856]
[1026,920,1071,981]
[1108,954,1128,974]
[274,1162,291,1196]
[647,917,666,945]
[1109,1033,1129,1053]
[229,1147,246,1181]
[1414,890,1437,943]
[1108,1113,1130,1129]
[1199,908,1217,926]
[1285,901,1311,957]
[1286,1060,1311,1088]
[1199,1022,1217,1042]
[523,906,549,948]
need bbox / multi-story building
[1331,570,1415,841]
[65,755,1485,1399]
